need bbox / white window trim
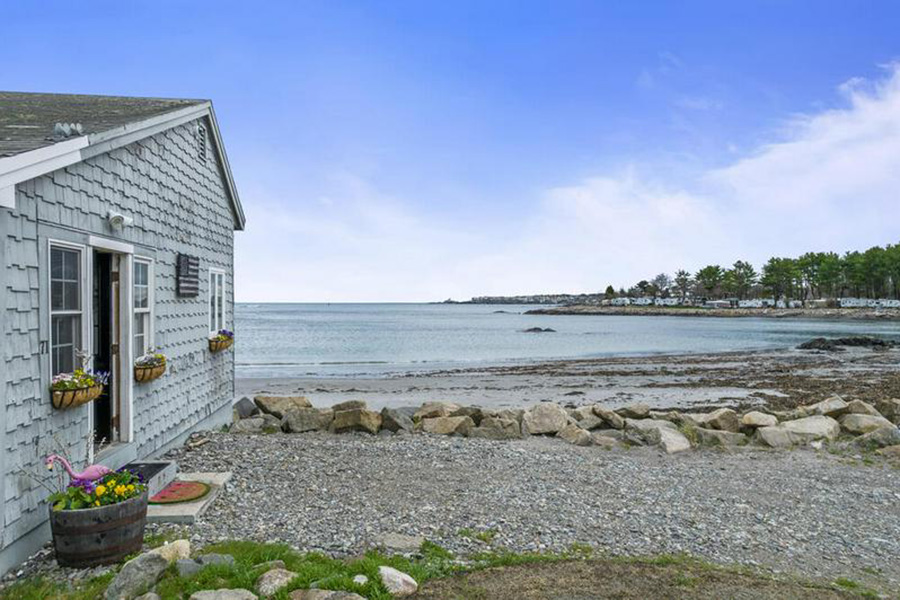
[208,268,226,335]
[133,257,154,357]
[47,239,90,378]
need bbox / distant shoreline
[525,305,900,320]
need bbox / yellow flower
[127,484,135,492]
[94,500,100,506]
[115,485,126,496]
[95,485,106,497]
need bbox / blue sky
[4,1,900,301]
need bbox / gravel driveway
[164,432,900,592]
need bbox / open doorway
[92,250,122,448]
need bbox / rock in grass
[105,552,168,600]
[257,568,298,597]
[378,566,418,597]
[694,427,747,447]
[176,558,202,577]
[332,408,382,434]
[467,417,521,440]
[854,426,900,450]
[741,411,777,428]
[282,408,333,433]
[838,414,895,435]
[616,403,650,419]
[136,594,161,600]
[845,400,881,416]
[148,539,190,563]
[190,591,258,600]
[289,591,366,600]
[420,416,474,436]
[522,404,569,435]
[592,406,625,429]
[372,533,425,554]
[197,553,236,567]
[556,423,592,446]
[254,395,313,419]
[381,407,415,433]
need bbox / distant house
[0,92,245,573]
[654,297,681,307]
[632,297,654,306]
[610,297,632,306]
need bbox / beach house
[0,92,245,573]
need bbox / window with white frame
[50,246,83,375]
[134,259,152,356]
[209,269,226,334]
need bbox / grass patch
[679,424,700,447]
[0,571,114,600]
[458,527,499,544]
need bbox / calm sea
[234,303,900,379]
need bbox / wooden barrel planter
[134,362,166,383]
[209,338,233,353]
[51,385,104,410]
[49,492,148,567]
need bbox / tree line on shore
[609,243,900,302]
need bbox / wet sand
[236,346,900,413]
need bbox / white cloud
[236,65,900,301]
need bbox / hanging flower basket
[209,329,234,353]
[50,370,109,410]
[134,351,167,383]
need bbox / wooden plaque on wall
[176,254,200,297]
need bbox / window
[209,270,226,334]
[50,246,83,375]
[134,259,152,356]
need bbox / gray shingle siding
[1,117,235,560]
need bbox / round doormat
[149,481,211,504]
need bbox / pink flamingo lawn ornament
[45,454,113,482]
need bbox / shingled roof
[0,91,206,157]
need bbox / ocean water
[234,303,900,379]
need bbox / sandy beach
[236,344,900,413]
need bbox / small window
[197,124,207,161]
[209,270,226,334]
[134,259,153,356]
[50,246,83,375]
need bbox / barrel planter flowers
[209,328,234,353]
[50,370,109,410]
[48,469,148,567]
[134,351,167,383]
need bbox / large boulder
[233,397,259,420]
[845,400,881,416]
[694,427,747,447]
[231,417,265,434]
[875,398,900,424]
[331,400,367,412]
[854,426,900,450]
[781,415,841,443]
[190,592,258,600]
[372,533,425,555]
[450,406,484,425]
[380,407,415,433]
[378,566,418,597]
[420,416,474,435]
[755,426,794,449]
[572,406,604,430]
[802,396,849,418]
[254,395,312,419]
[556,423,592,446]
[643,427,692,454]
[592,406,625,429]
[696,408,740,433]
[257,568,298,598]
[741,411,777,428]
[282,408,333,433]
[624,418,677,433]
[838,414,894,435]
[414,402,460,420]
[105,552,169,600]
[522,404,569,435]
[467,417,521,440]
[491,408,525,423]
[332,409,382,434]
[616,403,650,419]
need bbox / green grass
[0,571,114,600]
[458,527,499,544]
